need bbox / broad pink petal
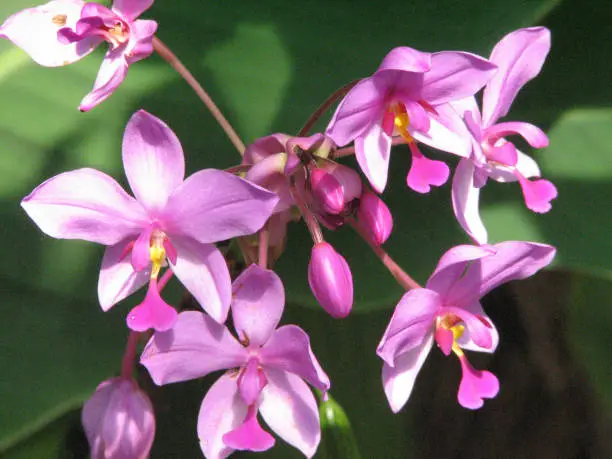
[98,241,150,311]
[484,121,549,148]
[376,289,439,366]
[126,278,177,332]
[381,334,434,413]
[438,306,493,350]
[112,0,153,21]
[79,50,128,111]
[141,311,247,385]
[451,96,482,124]
[0,0,99,67]
[198,373,247,459]
[21,168,147,245]
[452,159,488,244]
[326,78,385,147]
[354,120,392,193]
[223,405,275,452]
[232,264,285,347]
[517,176,557,213]
[457,304,499,354]
[421,51,497,105]
[482,27,551,127]
[259,325,330,392]
[124,19,157,64]
[243,133,289,164]
[448,241,556,306]
[376,46,431,73]
[122,110,185,213]
[259,369,321,458]
[163,169,278,244]
[410,113,471,157]
[168,236,232,324]
[426,245,495,299]
[487,141,518,167]
[406,143,449,193]
[457,356,499,409]
[237,358,268,406]
[401,98,430,133]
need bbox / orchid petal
[259,325,330,393]
[79,50,128,111]
[457,303,499,354]
[232,264,285,347]
[438,306,494,350]
[98,241,149,311]
[376,46,431,73]
[452,159,488,244]
[401,98,430,133]
[326,78,385,147]
[0,0,100,67]
[354,120,392,193]
[382,334,434,413]
[515,149,541,179]
[410,113,471,157]
[457,356,499,409]
[112,0,153,21]
[163,169,278,244]
[126,278,177,332]
[122,110,185,213]
[237,358,268,406]
[130,225,153,272]
[376,289,439,366]
[222,404,275,452]
[21,168,147,245]
[124,19,157,64]
[406,144,449,193]
[140,311,247,385]
[482,27,551,126]
[484,121,549,148]
[451,96,482,124]
[517,176,557,213]
[421,51,497,105]
[259,369,321,459]
[168,236,232,324]
[198,373,247,459]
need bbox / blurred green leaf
[318,394,362,459]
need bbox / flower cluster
[2,1,558,457]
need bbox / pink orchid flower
[326,46,497,193]
[141,264,330,459]
[0,0,157,111]
[377,241,555,410]
[21,110,278,330]
[451,27,558,244]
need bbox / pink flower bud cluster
[1,2,560,457]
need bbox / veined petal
[410,113,471,157]
[140,311,247,385]
[112,0,154,21]
[446,241,556,307]
[124,19,157,64]
[122,110,185,213]
[382,334,434,413]
[450,96,482,124]
[326,77,385,147]
[421,51,497,105]
[98,240,149,311]
[198,373,247,459]
[168,236,232,324]
[376,289,439,366]
[354,120,392,193]
[232,264,285,347]
[21,168,147,245]
[259,369,321,459]
[259,325,330,393]
[426,244,495,299]
[79,50,128,111]
[482,27,551,127]
[0,0,100,67]
[163,169,278,244]
[452,159,488,244]
[376,46,431,73]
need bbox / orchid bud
[308,242,353,318]
[82,378,155,459]
[309,168,345,214]
[357,191,393,245]
[321,161,363,203]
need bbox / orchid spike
[326,46,497,192]
[377,241,556,411]
[0,0,157,110]
[451,27,557,244]
[21,110,278,328]
[141,264,330,458]
[82,377,155,459]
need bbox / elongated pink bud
[82,378,155,459]
[310,168,345,214]
[321,162,363,203]
[308,242,353,318]
[357,191,393,245]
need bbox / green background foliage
[0,0,610,457]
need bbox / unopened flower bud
[310,168,345,214]
[82,378,155,459]
[357,191,393,245]
[308,242,353,318]
[321,162,363,203]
